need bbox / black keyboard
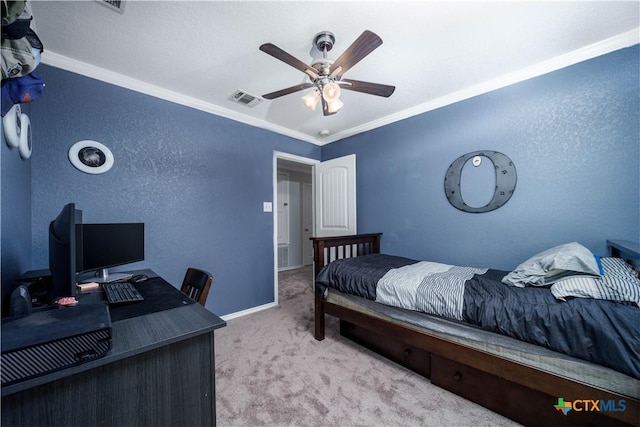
[102,282,144,304]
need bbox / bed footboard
[311,233,382,341]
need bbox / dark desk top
[1,269,226,396]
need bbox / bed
[312,233,640,426]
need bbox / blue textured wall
[1,103,33,313]
[2,46,638,317]
[26,65,320,316]
[322,47,640,270]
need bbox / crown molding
[41,28,638,147]
[40,51,322,146]
[322,28,639,145]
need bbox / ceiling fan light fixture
[326,98,344,114]
[322,82,341,103]
[302,90,321,110]
[260,30,393,117]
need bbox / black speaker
[1,302,112,386]
[9,285,32,317]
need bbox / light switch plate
[263,202,273,212]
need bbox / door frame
[273,151,319,305]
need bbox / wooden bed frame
[311,233,639,427]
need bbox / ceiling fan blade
[260,43,319,80]
[262,83,314,100]
[330,30,383,78]
[341,79,395,97]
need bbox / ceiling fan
[260,30,395,116]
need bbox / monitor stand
[90,269,133,284]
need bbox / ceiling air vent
[228,90,262,108]
[98,0,125,13]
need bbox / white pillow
[551,257,640,306]
[502,242,601,287]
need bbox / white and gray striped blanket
[375,261,487,320]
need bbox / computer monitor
[81,223,145,283]
[49,203,83,299]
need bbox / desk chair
[180,268,213,306]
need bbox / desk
[1,270,226,426]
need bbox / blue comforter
[315,254,640,379]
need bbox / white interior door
[314,154,357,237]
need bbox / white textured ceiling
[30,1,639,145]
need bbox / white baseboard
[278,264,304,272]
[221,302,278,321]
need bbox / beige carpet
[214,266,520,427]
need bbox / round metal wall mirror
[69,140,114,174]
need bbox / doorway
[273,152,357,304]
[273,152,318,305]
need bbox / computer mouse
[129,275,149,284]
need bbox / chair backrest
[180,268,213,306]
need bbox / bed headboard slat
[310,233,383,276]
